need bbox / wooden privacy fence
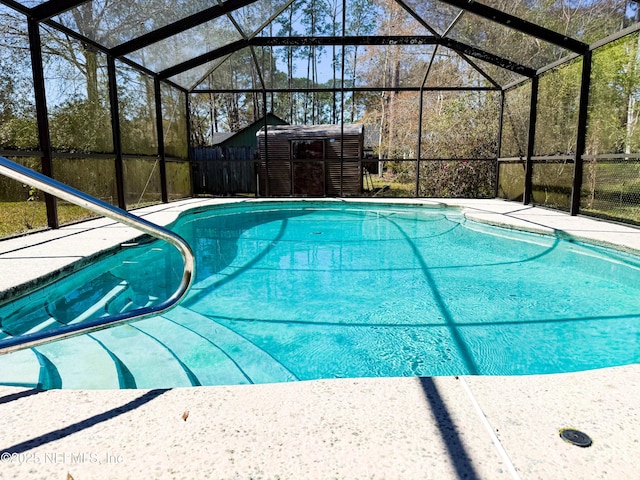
[190,146,257,195]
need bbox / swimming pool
[1,201,639,389]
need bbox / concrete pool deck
[0,198,639,479]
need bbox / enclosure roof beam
[39,16,169,80]
[0,0,31,16]
[159,36,441,80]
[454,51,501,89]
[185,0,297,90]
[503,77,532,92]
[394,0,441,37]
[30,0,89,21]
[251,35,439,46]
[110,0,260,57]
[39,18,109,55]
[160,35,532,80]
[440,38,536,77]
[437,0,588,54]
[33,16,187,92]
[192,86,501,94]
[159,40,247,80]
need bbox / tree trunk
[626,94,636,155]
[84,47,99,105]
[351,46,359,122]
[387,58,400,161]
[208,92,217,144]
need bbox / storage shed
[256,124,364,197]
[191,113,288,195]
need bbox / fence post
[495,90,505,198]
[415,47,438,198]
[263,92,270,197]
[571,51,592,216]
[523,76,539,205]
[28,18,58,228]
[154,76,168,203]
[186,91,194,197]
[107,55,126,209]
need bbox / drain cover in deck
[559,428,592,447]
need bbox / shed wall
[257,126,363,196]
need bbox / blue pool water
[1,201,639,389]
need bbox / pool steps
[0,349,41,388]
[162,307,297,384]
[0,272,132,336]
[23,317,62,335]
[89,323,194,389]
[0,299,297,389]
[34,334,120,389]
[134,313,251,386]
[65,280,130,325]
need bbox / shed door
[291,139,325,196]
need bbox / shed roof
[257,124,364,139]
[212,113,289,146]
[210,133,235,146]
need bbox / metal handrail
[0,156,195,355]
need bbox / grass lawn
[581,204,640,224]
[364,172,415,197]
[0,202,94,239]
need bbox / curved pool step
[89,324,194,389]
[33,334,121,389]
[0,348,41,388]
[0,301,65,337]
[161,306,297,385]
[0,273,134,338]
[64,281,130,325]
[0,305,297,389]
[45,272,129,325]
[0,335,121,390]
[0,324,198,390]
[134,317,253,386]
